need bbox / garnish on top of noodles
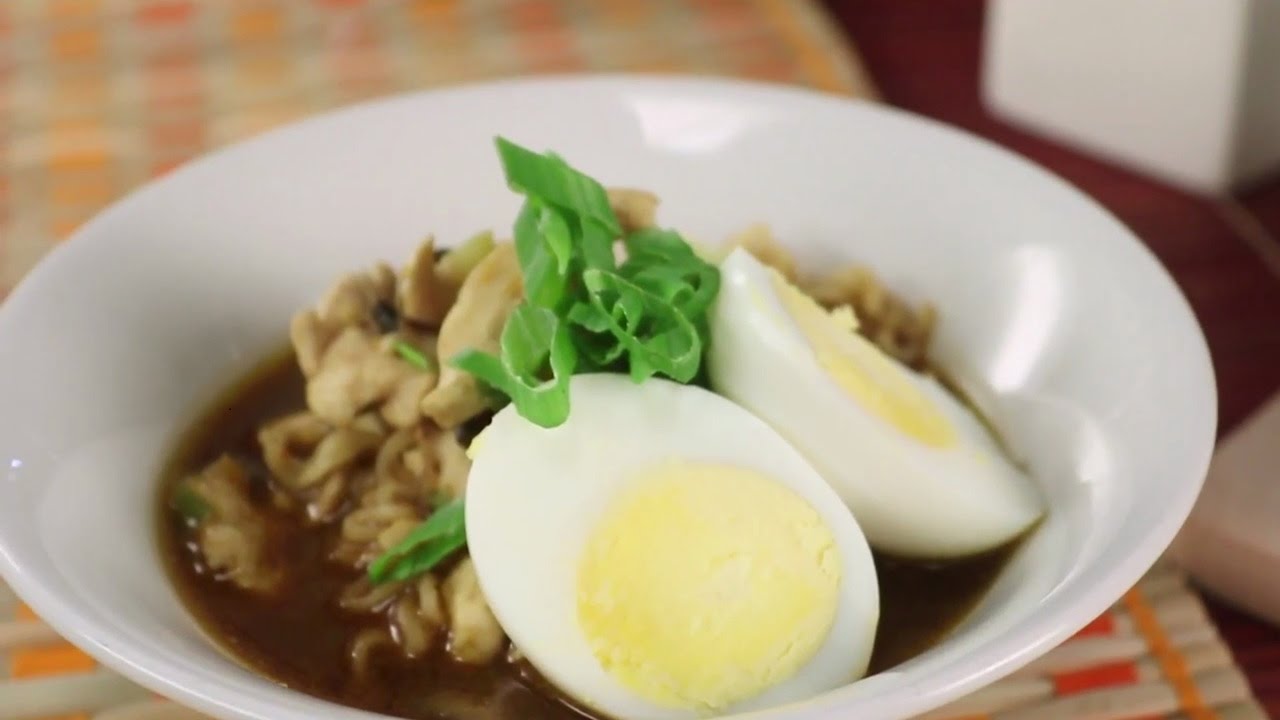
[368,138,720,585]
[451,137,720,429]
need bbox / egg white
[708,249,1044,558]
[465,373,879,720]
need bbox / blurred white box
[983,0,1280,194]
[1173,391,1280,626]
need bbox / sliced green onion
[393,339,435,371]
[171,484,209,523]
[369,499,467,585]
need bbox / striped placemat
[0,0,875,298]
[0,1,1263,719]
[0,560,1265,720]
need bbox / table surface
[821,0,1280,715]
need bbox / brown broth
[158,351,1018,719]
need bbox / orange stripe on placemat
[230,6,283,44]
[12,604,95,720]
[136,0,195,26]
[406,0,459,25]
[51,28,103,62]
[757,0,849,93]
[1123,587,1218,720]
[48,0,101,21]
[1053,660,1140,695]
[1072,612,1117,639]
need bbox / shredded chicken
[294,425,384,488]
[434,432,471,500]
[289,310,338,379]
[381,371,438,428]
[318,263,397,329]
[608,187,659,233]
[442,558,505,664]
[420,243,523,428]
[258,412,331,482]
[290,255,439,431]
[306,328,421,426]
[185,456,282,593]
[802,265,937,368]
[726,223,799,282]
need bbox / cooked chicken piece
[185,456,282,593]
[294,426,384,488]
[376,333,438,428]
[317,263,396,328]
[442,558,505,664]
[290,310,338,378]
[381,372,438,429]
[292,265,398,379]
[607,187,659,233]
[726,223,799,282]
[258,412,331,482]
[420,244,523,428]
[306,327,418,426]
[434,432,471,500]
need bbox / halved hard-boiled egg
[465,373,878,720]
[708,249,1044,558]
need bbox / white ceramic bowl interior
[0,77,1216,720]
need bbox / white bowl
[0,76,1216,720]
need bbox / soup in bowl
[0,77,1215,720]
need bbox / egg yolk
[576,462,840,712]
[771,273,956,447]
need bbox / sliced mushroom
[420,243,523,428]
[436,231,496,290]
[400,237,453,327]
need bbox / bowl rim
[0,73,1218,720]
